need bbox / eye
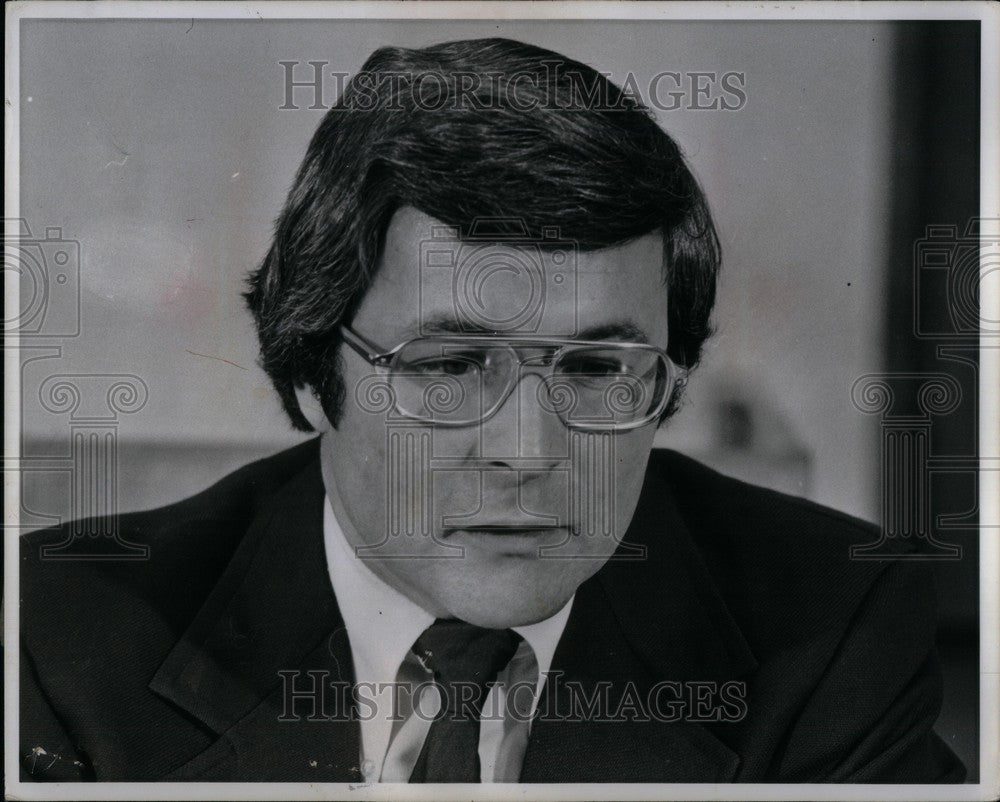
[557,354,628,377]
[405,352,486,376]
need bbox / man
[20,38,964,784]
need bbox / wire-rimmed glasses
[341,325,683,431]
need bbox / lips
[444,524,565,537]
[442,525,572,557]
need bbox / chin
[416,546,610,629]
[449,602,561,630]
[441,575,576,629]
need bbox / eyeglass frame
[338,324,686,431]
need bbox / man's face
[310,207,670,628]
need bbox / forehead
[353,207,669,342]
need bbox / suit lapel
[521,454,757,782]
[149,453,362,781]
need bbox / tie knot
[413,618,521,688]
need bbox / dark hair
[245,38,721,431]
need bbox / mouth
[446,524,564,534]
[443,525,570,554]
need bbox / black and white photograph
[5,2,998,799]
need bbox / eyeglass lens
[386,340,671,428]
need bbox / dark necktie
[408,618,522,783]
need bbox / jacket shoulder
[19,438,321,781]
[21,437,318,554]
[646,450,958,781]
[20,438,320,650]
[650,447,879,550]
[648,448,933,647]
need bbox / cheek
[612,427,657,519]
[326,381,391,517]
[337,404,385,470]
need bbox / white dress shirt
[323,497,573,783]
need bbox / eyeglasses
[340,325,684,430]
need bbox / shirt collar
[512,593,573,682]
[324,497,434,687]
[323,496,572,686]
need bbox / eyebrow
[412,315,650,343]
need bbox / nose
[476,369,567,470]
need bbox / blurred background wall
[16,18,980,778]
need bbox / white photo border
[4,2,998,801]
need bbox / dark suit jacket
[19,440,965,782]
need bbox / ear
[294,384,332,433]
